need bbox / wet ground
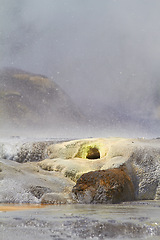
[1,201,160,240]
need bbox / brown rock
[72,166,135,204]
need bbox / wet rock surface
[0,139,67,162]
[41,193,68,204]
[14,141,55,162]
[72,167,135,203]
[0,157,74,204]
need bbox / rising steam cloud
[1,0,160,137]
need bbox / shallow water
[1,201,160,240]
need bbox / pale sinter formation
[39,137,160,203]
[1,137,160,204]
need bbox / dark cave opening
[86,147,100,159]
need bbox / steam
[1,0,160,137]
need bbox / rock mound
[72,167,135,204]
[39,138,126,181]
[0,68,84,133]
[39,137,160,202]
[1,137,160,204]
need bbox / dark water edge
[1,201,160,240]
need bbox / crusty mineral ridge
[1,137,160,204]
[39,137,160,201]
[72,167,135,203]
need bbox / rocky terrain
[0,137,160,204]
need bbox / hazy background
[1,0,160,138]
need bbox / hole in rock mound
[86,147,100,159]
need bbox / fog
[1,0,160,138]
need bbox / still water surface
[1,201,160,240]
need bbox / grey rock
[0,158,74,204]
[29,186,52,199]
[41,193,67,204]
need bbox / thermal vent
[86,147,100,159]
